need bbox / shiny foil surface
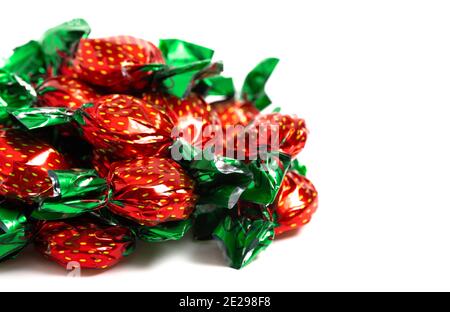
[70,36,165,92]
[107,157,197,226]
[37,76,99,109]
[0,204,31,262]
[80,94,174,158]
[0,18,318,270]
[143,92,219,148]
[272,171,318,236]
[0,129,68,203]
[246,113,309,158]
[35,219,135,269]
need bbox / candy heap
[0,19,318,270]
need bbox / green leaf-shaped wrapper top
[0,204,31,262]
[158,39,218,98]
[197,57,278,110]
[0,69,36,125]
[171,139,253,209]
[240,151,291,205]
[172,139,291,208]
[213,211,275,269]
[242,58,279,111]
[31,169,108,220]
[291,159,308,176]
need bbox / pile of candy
[0,19,318,270]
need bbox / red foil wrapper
[70,36,165,92]
[35,219,135,269]
[37,76,100,109]
[143,92,219,148]
[272,171,318,236]
[213,99,259,129]
[107,157,197,226]
[0,130,68,203]
[81,94,174,158]
[246,113,309,158]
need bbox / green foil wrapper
[0,69,36,126]
[172,139,253,208]
[0,204,30,262]
[213,208,275,269]
[242,58,279,111]
[240,152,291,205]
[12,106,75,130]
[91,208,192,243]
[134,219,192,243]
[172,139,291,207]
[193,204,227,240]
[1,19,90,85]
[291,159,308,176]
[158,39,217,98]
[194,76,235,100]
[31,169,107,220]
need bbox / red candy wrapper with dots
[0,19,318,271]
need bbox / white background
[1,0,450,291]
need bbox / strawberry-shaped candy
[35,219,135,269]
[107,157,197,226]
[245,113,308,158]
[272,171,318,236]
[14,94,175,159]
[37,76,99,109]
[81,95,173,158]
[143,92,219,148]
[0,129,68,203]
[71,36,165,92]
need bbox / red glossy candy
[272,171,318,236]
[37,76,99,109]
[0,130,68,203]
[107,157,197,226]
[35,219,135,269]
[246,113,308,158]
[213,100,259,130]
[143,92,219,148]
[72,36,165,92]
[81,94,174,159]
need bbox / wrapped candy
[0,129,107,219]
[0,129,69,202]
[35,218,135,269]
[0,19,318,271]
[272,170,318,236]
[66,36,165,92]
[107,157,197,226]
[245,113,309,158]
[13,94,175,159]
[142,92,220,148]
